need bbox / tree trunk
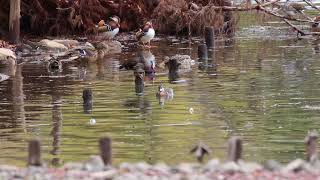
[9,0,20,43]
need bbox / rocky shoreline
[0,38,122,82]
[1,156,320,180]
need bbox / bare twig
[254,0,320,37]
[284,19,320,36]
[300,11,314,21]
[259,6,314,23]
[302,0,320,12]
[283,19,306,36]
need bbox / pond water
[1,19,320,166]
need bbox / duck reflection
[156,84,174,107]
[120,50,156,81]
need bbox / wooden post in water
[198,44,208,60]
[227,136,242,162]
[204,26,214,49]
[305,130,318,163]
[99,137,112,165]
[83,88,93,113]
[9,0,21,43]
[28,140,42,166]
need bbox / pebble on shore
[1,157,320,180]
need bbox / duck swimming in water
[156,84,174,98]
[136,21,155,48]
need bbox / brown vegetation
[0,0,235,37]
[153,0,236,35]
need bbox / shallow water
[2,24,320,166]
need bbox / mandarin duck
[156,84,174,98]
[190,142,210,163]
[136,21,155,48]
[97,15,120,39]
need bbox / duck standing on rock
[97,15,120,40]
[136,21,155,48]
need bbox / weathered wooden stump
[99,137,112,165]
[305,130,318,163]
[227,136,242,162]
[83,88,93,113]
[28,139,42,166]
[9,0,20,43]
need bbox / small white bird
[136,21,155,48]
[97,15,120,39]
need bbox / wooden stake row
[28,137,112,166]
[26,131,318,166]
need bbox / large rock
[0,48,16,62]
[0,48,16,77]
[39,39,68,51]
[160,54,194,71]
[93,41,122,58]
[52,39,79,48]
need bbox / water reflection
[166,58,180,82]
[11,65,26,130]
[134,67,145,95]
[83,89,93,114]
[123,96,152,115]
[0,58,16,77]
[2,34,320,165]
[50,93,63,166]
[312,39,320,54]
[120,50,155,81]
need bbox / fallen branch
[283,19,306,36]
[284,19,320,36]
[259,6,313,23]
